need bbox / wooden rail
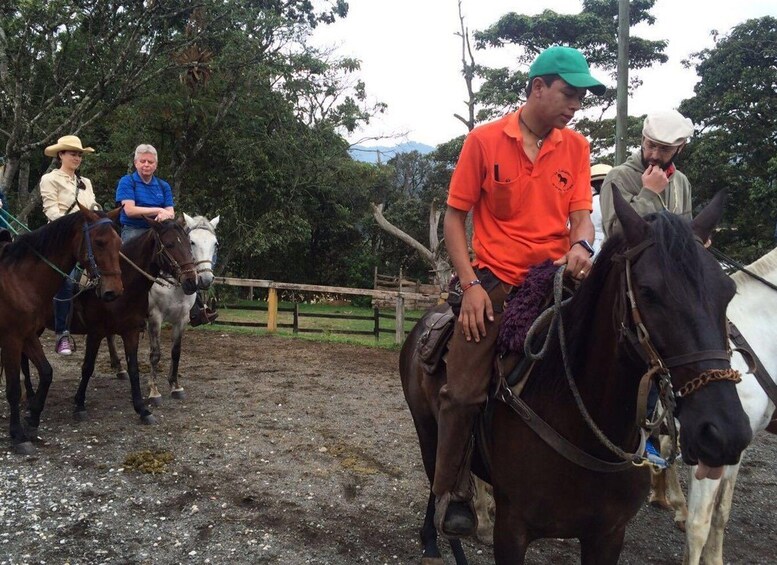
[214,277,434,343]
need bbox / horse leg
[420,490,445,565]
[473,476,494,545]
[20,352,36,400]
[146,313,163,405]
[123,331,156,424]
[664,456,689,530]
[167,319,186,400]
[22,337,53,434]
[580,527,626,565]
[74,333,103,421]
[492,492,528,565]
[2,342,34,454]
[106,334,128,380]
[682,468,720,565]
[700,463,741,565]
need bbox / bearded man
[600,110,694,237]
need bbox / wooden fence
[214,277,436,343]
[373,268,440,309]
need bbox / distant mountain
[349,141,435,164]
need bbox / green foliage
[678,17,777,261]
[471,0,667,121]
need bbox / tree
[678,16,777,261]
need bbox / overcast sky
[312,0,777,148]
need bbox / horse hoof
[74,410,88,422]
[13,441,35,455]
[147,396,162,407]
[141,414,158,425]
[675,520,686,532]
[117,371,129,380]
[649,497,672,511]
[171,390,186,400]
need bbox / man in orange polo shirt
[434,46,606,537]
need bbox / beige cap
[642,111,694,146]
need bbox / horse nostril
[102,291,117,302]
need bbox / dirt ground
[1,328,775,564]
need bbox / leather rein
[497,238,740,472]
[119,226,197,288]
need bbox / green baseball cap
[528,46,606,95]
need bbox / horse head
[611,187,751,477]
[147,217,198,295]
[77,203,123,302]
[183,213,219,290]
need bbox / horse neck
[527,265,643,449]
[122,230,161,294]
[6,223,82,300]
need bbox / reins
[498,236,743,472]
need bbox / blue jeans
[54,267,78,334]
[121,225,148,244]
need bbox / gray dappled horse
[106,214,219,403]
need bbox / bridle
[80,217,122,283]
[186,223,217,280]
[119,223,197,287]
[497,236,741,471]
[153,223,197,284]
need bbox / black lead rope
[708,246,777,292]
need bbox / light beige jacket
[40,169,98,222]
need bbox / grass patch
[202,300,429,349]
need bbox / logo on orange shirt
[552,169,574,193]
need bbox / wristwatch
[571,239,595,257]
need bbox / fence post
[395,295,405,344]
[267,287,278,332]
[293,302,299,334]
[373,306,380,341]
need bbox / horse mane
[730,246,777,289]
[0,212,86,265]
[529,211,706,395]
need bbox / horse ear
[183,213,195,228]
[691,190,726,243]
[210,215,220,229]
[612,183,650,246]
[106,206,122,223]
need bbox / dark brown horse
[399,190,753,564]
[0,206,123,454]
[22,218,197,425]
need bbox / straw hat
[44,135,95,157]
[590,163,613,181]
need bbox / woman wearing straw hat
[40,134,100,355]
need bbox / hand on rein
[554,247,593,280]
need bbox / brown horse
[399,190,753,564]
[0,206,123,454]
[22,218,197,425]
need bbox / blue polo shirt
[115,172,175,228]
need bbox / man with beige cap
[599,110,694,237]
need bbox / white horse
[106,214,219,401]
[651,246,777,565]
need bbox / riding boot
[189,293,218,327]
[433,440,477,538]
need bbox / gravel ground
[0,329,775,564]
